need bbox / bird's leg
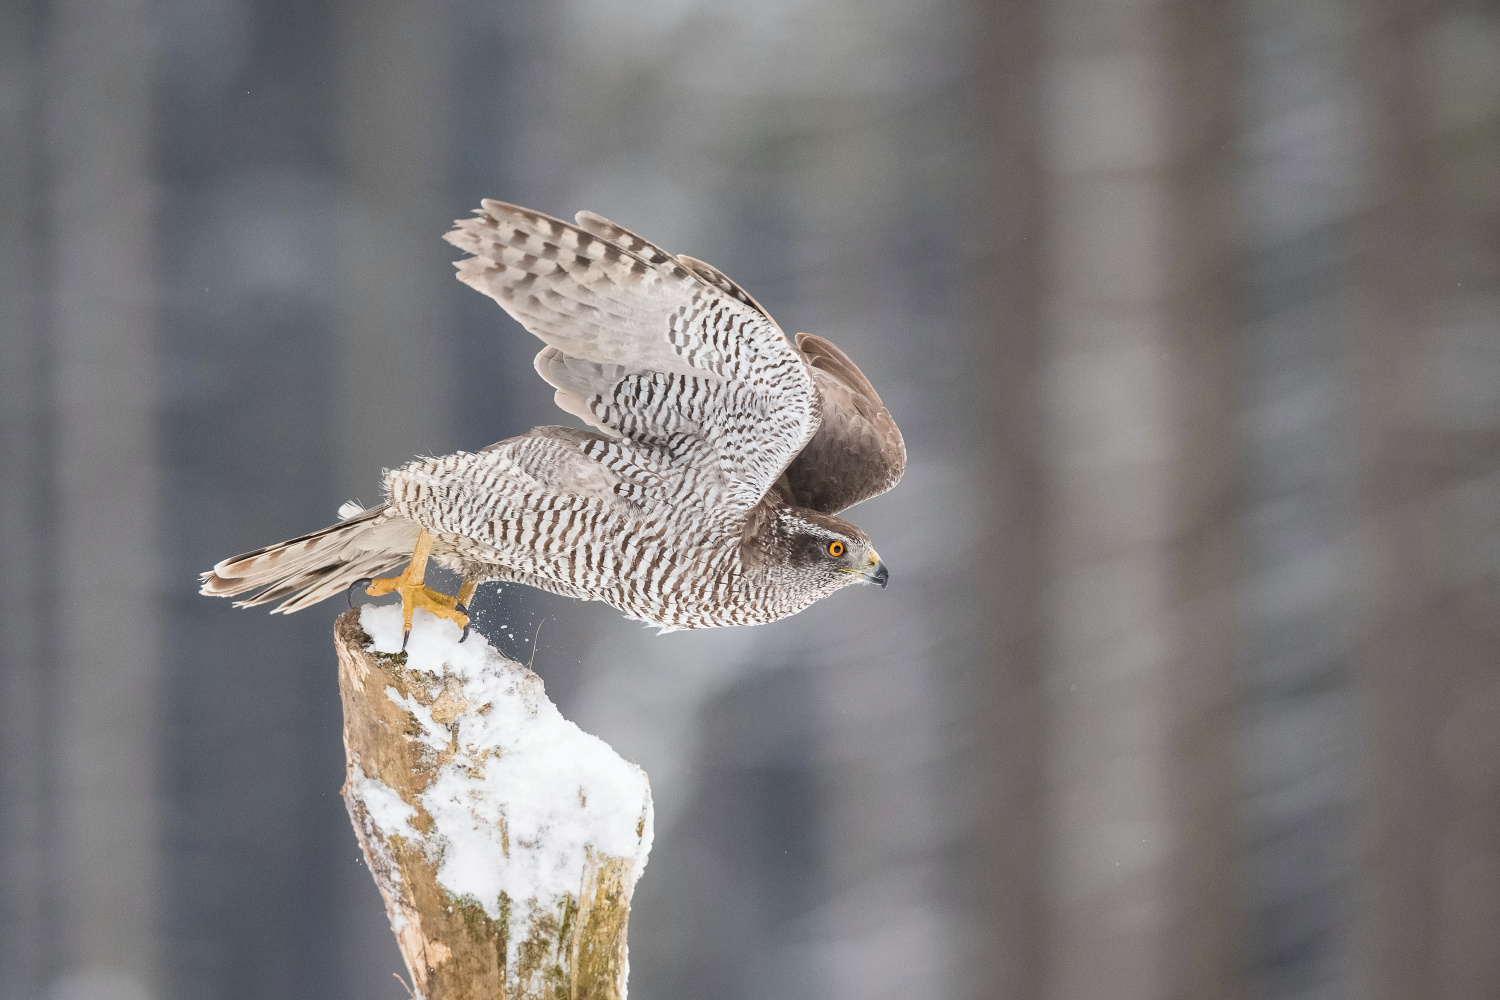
[363,530,469,648]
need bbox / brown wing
[781,333,906,514]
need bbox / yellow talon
[365,530,470,646]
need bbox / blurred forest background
[1,0,1497,998]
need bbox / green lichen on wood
[572,854,635,999]
[512,890,582,999]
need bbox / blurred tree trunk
[1033,1,1215,996]
[1229,2,1367,997]
[1355,3,1500,998]
[1163,3,1247,997]
[43,0,165,994]
[0,2,50,995]
[969,1,1046,997]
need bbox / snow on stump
[334,605,654,1000]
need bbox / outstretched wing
[445,201,818,525]
[781,333,906,514]
[633,255,903,512]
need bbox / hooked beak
[860,551,889,589]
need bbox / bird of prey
[202,201,904,641]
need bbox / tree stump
[334,606,653,999]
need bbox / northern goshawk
[202,202,904,640]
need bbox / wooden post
[334,606,653,999]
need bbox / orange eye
[828,541,845,557]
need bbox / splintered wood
[334,607,653,999]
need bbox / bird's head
[770,507,889,593]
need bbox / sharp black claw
[457,603,471,643]
[348,578,374,608]
[402,629,410,651]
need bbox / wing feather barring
[202,201,905,641]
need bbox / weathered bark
[334,608,653,1000]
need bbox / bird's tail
[199,503,420,613]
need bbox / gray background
[1,0,1497,998]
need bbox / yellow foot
[360,530,471,647]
